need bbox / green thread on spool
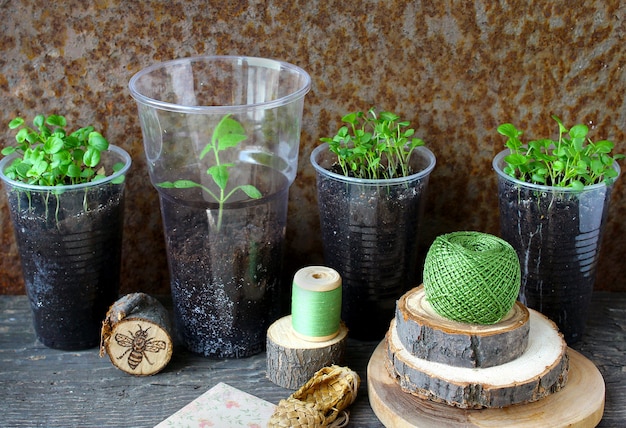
[291,266,342,341]
[423,231,521,324]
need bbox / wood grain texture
[386,309,568,409]
[396,286,530,368]
[101,293,173,376]
[370,342,604,427]
[0,293,623,427]
[266,315,348,389]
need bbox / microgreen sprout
[2,114,125,186]
[498,116,624,190]
[320,107,425,180]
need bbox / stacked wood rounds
[368,285,605,427]
[266,266,349,389]
[384,286,568,409]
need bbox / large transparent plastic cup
[129,56,310,357]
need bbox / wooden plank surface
[1,292,624,427]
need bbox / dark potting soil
[158,173,288,358]
[316,173,428,340]
[497,182,612,344]
[9,186,124,350]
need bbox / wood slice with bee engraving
[100,293,173,376]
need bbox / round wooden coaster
[368,341,605,427]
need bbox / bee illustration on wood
[115,325,167,370]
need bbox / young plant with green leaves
[2,114,125,186]
[497,116,624,190]
[157,114,262,230]
[320,107,425,180]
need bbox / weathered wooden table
[1,292,624,427]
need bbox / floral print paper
[155,382,276,428]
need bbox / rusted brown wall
[1,0,625,294]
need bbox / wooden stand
[266,315,348,389]
[387,309,569,408]
[100,293,173,376]
[369,341,605,427]
[396,286,530,368]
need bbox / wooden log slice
[100,293,173,376]
[386,309,569,409]
[368,342,604,427]
[266,315,348,389]
[396,285,530,368]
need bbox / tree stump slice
[396,285,530,368]
[266,315,348,389]
[386,309,569,409]
[368,341,604,427]
[100,293,173,376]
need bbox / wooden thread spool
[291,266,342,342]
[266,266,348,389]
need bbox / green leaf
[569,124,588,140]
[88,132,109,151]
[83,147,101,167]
[29,159,48,177]
[213,115,247,150]
[15,128,30,143]
[8,118,24,129]
[208,165,229,190]
[15,161,31,178]
[497,123,522,139]
[33,115,45,129]
[217,132,247,150]
[157,180,200,189]
[66,163,82,178]
[531,173,546,183]
[551,115,568,134]
[594,140,614,154]
[379,111,399,122]
[199,142,214,160]
[504,153,527,166]
[239,184,262,199]
[341,112,358,125]
[1,147,16,155]
[80,168,95,178]
[44,135,65,154]
[111,175,125,184]
[46,115,67,128]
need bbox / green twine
[291,267,342,340]
[423,231,521,324]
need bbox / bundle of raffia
[268,365,360,427]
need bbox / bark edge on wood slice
[100,293,173,376]
[396,285,530,368]
[266,315,348,389]
[385,309,569,409]
[368,341,604,428]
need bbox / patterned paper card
[155,382,277,428]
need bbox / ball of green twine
[423,231,521,324]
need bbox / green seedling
[3,114,125,186]
[2,114,126,220]
[158,114,262,230]
[320,107,425,180]
[498,116,624,190]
